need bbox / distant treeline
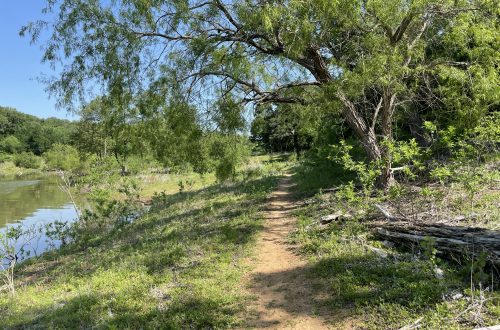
[0,106,76,155]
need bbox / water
[0,175,80,259]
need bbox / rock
[434,267,444,279]
[451,293,463,300]
[409,185,423,193]
[467,212,480,220]
[303,199,315,206]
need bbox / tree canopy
[0,106,76,155]
[22,0,499,187]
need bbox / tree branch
[370,96,384,132]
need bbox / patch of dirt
[242,175,349,329]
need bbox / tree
[44,143,80,171]
[0,106,75,155]
[74,98,112,158]
[75,97,140,174]
[251,103,318,157]
[23,0,499,188]
[13,152,42,169]
[0,135,25,154]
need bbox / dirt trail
[243,174,331,329]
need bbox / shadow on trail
[247,252,452,328]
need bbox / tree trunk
[407,110,432,148]
[337,90,396,190]
[337,91,382,160]
[292,129,300,159]
[377,89,397,189]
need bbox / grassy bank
[289,159,500,329]
[0,161,43,178]
[2,153,498,329]
[0,155,289,328]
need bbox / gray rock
[434,267,444,279]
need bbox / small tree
[44,144,80,171]
[211,135,252,183]
[13,152,42,169]
[0,135,24,154]
[0,225,38,296]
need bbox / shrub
[125,155,162,175]
[210,136,252,183]
[330,140,381,198]
[215,159,238,183]
[44,143,80,171]
[13,152,42,169]
[0,152,13,163]
[0,135,24,154]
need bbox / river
[0,175,80,258]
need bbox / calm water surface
[0,175,80,258]
[0,175,79,229]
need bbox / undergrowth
[0,155,289,329]
[290,157,500,329]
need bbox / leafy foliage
[44,144,80,171]
[13,152,42,169]
[0,107,76,156]
[21,0,499,187]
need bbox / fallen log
[374,203,400,221]
[319,211,352,225]
[372,222,500,267]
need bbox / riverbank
[0,155,289,328]
[1,155,499,329]
[0,161,43,178]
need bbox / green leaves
[213,96,246,134]
[19,0,498,187]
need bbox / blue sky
[0,1,76,120]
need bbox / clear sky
[0,1,76,120]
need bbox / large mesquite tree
[24,0,499,188]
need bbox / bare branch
[370,96,384,132]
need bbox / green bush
[13,152,42,169]
[215,159,237,183]
[125,155,162,175]
[44,143,80,171]
[0,152,13,163]
[210,136,252,182]
[0,135,25,154]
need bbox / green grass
[291,157,355,198]
[0,158,286,329]
[289,160,500,329]
[101,153,292,201]
[136,172,217,199]
[0,161,42,177]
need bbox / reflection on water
[0,175,80,259]
[0,175,78,228]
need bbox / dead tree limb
[371,222,500,267]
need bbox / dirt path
[243,175,331,329]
